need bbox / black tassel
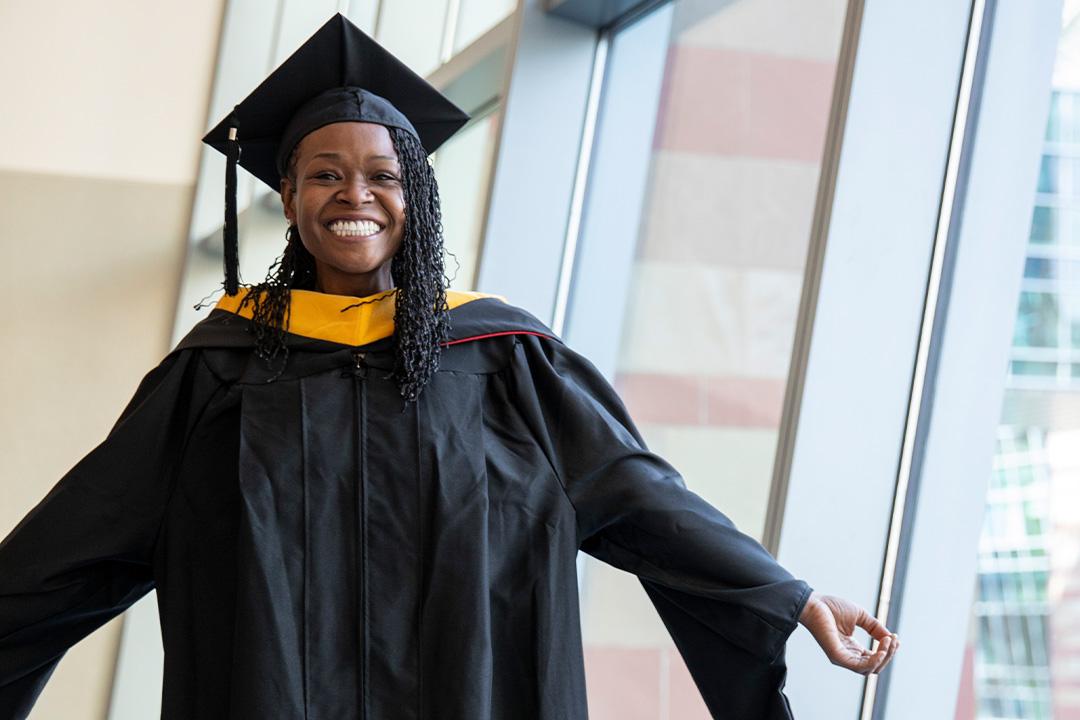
[224,111,241,296]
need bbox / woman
[0,13,897,720]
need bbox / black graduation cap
[202,12,470,295]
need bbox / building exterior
[958,84,1080,720]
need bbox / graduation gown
[0,288,813,720]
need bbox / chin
[333,258,394,274]
[319,254,396,277]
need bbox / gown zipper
[349,349,369,719]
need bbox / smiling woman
[237,107,451,400]
[283,122,408,297]
[193,15,469,404]
[0,11,895,720]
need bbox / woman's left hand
[797,591,899,675]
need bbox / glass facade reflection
[957,7,1080,719]
[577,0,847,716]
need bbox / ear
[280,177,296,223]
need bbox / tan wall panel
[0,0,224,184]
[0,2,222,715]
[0,169,191,718]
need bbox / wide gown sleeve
[0,349,209,719]
[508,333,813,720]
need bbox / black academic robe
[0,288,812,720]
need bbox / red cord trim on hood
[441,330,556,347]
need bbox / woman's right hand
[798,591,900,675]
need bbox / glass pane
[1013,291,1059,347]
[957,8,1080,718]
[344,0,379,32]
[1009,360,1058,378]
[1045,92,1062,142]
[963,428,1056,720]
[454,0,515,52]
[431,109,501,290]
[274,0,346,64]
[1029,205,1055,245]
[1064,92,1080,144]
[575,0,848,716]
[377,0,450,77]
[1037,155,1059,194]
[1023,256,1055,279]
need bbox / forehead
[294,121,399,163]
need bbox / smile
[326,219,384,237]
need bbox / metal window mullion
[440,0,464,65]
[551,30,609,336]
[864,1,995,715]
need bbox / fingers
[836,633,899,675]
[865,633,900,675]
[854,606,899,673]
[832,638,880,674]
[870,635,891,674]
[881,632,900,669]
[856,607,891,642]
[809,594,900,675]
[863,635,890,674]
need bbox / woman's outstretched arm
[508,332,898,717]
[0,349,213,718]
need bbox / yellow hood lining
[214,287,505,347]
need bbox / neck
[313,262,395,298]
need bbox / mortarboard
[202,13,470,295]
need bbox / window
[571,0,848,715]
[957,9,1080,716]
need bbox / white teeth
[328,219,382,237]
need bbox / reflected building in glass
[576,0,847,716]
[956,16,1080,716]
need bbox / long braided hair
[237,125,451,403]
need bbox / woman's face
[280,121,406,297]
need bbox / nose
[335,177,375,205]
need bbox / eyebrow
[310,152,399,162]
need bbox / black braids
[386,125,451,403]
[234,126,451,402]
[236,225,316,381]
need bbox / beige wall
[0,1,221,185]
[0,2,225,718]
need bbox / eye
[312,171,339,181]
[374,172,400,182]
